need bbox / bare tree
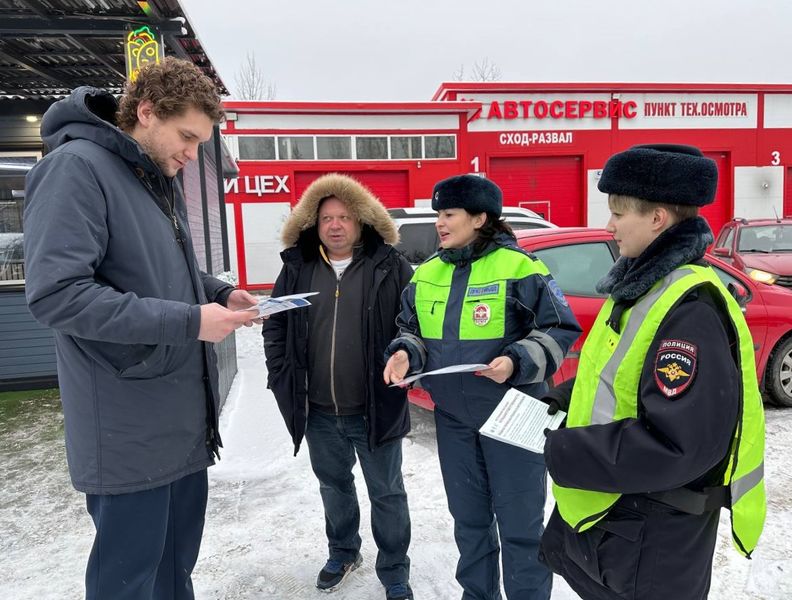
[234,51,277,100]
[453,63,466,81]
[470,57,502,82]
[452,57,502,82]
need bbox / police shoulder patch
[654,339,698,399]
[547,279,569,307]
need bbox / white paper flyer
[479,388,566,454]
[239,292,319,318]
[389,363,491,387]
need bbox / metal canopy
[0,0,228,98]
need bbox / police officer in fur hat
[539,144,766,600]
[385,174,581,599]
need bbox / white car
[388,206,556,265]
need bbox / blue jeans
[85,469,208,600]
[305,409,411,586]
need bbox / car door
[712,224,738,267]
[527,240,617,382]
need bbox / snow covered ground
[2,324,792,598]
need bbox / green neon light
[128,25,156,42]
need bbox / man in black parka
[262,173,414,600]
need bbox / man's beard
[138,135,172,176]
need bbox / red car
[712,218,792,289]
[408,228,792,409]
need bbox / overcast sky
[180,0,792,102]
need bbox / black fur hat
[598,144,718,206]
[431,174,503,217]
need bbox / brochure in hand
[389,363,491,387]
[479,387,566,454]
[239,292,319,318]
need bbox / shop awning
[0,0,227,99]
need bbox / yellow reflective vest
[553,263,765,557]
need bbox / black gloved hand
[541,385,572,415]
[547,400,563,416]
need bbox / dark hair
[116,57,224,131]
[472,212,514,255]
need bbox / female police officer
[383,174,581,600]
[539,144,766,600]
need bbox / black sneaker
[316,553,363,592]
[386,582,414,600]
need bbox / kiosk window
[317,137,352,160]
[238,136,276,160]
[424,136,455,159]
[0,155,36,283]
[277,137,314,160]
[356,137,388,160]
[391,137,422,159]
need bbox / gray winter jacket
[23,87,233,495]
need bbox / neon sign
[125,26,162,82]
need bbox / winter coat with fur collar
[262,174,413,454]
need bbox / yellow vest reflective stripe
[553,264,766,557]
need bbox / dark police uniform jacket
[540,219,741,600]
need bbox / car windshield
[737,225,792,253]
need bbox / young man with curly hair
[24,57,258,599]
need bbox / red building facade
[222,83,792,289]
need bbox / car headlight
[748,269,779,285]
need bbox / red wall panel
[294,170,410,208]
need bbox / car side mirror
[727,281,750,310]
[712,247,733,258]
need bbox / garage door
[489,156,583,226]
[294,171,409,208]
[700,152,731,236]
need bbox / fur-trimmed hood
[281,173,399,248]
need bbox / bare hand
[225,289,263,324]
[384,350,410,385]
[198,303,257,343]
[477,356,514,384]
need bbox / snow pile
[2,325,790,598]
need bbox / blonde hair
[609,194,699,222]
